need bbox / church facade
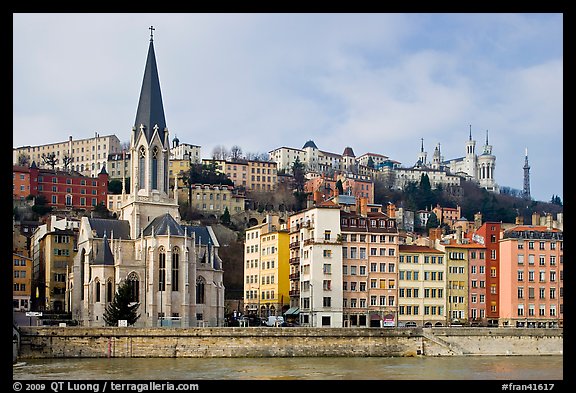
[69,29,225,327]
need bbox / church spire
[134,26,167,144]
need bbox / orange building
[499,225,563,328]
[13,165,31,201]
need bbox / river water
[13,355,563,381]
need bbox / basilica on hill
[70,28,225,327]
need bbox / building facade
[243,215,290,318]
[13,164,108,211]
[499,225,563,328]
[14,134,123,178]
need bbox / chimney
[474,212,482,230]
[360,197,368,217]
[456,227,462,244]
[532,212,540,226]
[546,213,553,230]
[314,190,323,205]
[429,227,442,244]
[387,203,396,218]
[515,215,524,225]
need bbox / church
[69,28,225,327]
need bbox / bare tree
[41,152,58,170]
[230,145,243,161]
[212,145,229,160]
[62,154,74,171]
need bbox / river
[13,355,562,381]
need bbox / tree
[41,152,58,170]
[335,179,344,195]
[108,179,123,194]
[291,157,305,192]
[62,154,74,171]
[17,153,29,167]
[103,280,140,326]
[367,156,375,169]
[220,206,231,226]
[426,212,440,229]
[230,145,243,160]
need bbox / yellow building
[398,245,446,327]
[243,215,290,318]
[13,253,32,311]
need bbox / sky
[13,13,563,203]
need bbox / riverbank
[16,326,563,359]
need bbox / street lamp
[309,282,314,327]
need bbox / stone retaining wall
[17,327,563,359]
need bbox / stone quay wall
[17,327,563,359]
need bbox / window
[172,248,180,291]
[159,248,166,291]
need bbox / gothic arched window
[126,272,140,303]
[139,146,146,190]
[159,247,166,292]
[172,247,180,292]
[196,276,205,304]
[152,146,159,190]
[107,280,113,303]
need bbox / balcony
[289,257,300,265]
[289,241,300,249]
[289,272,300,280]
[289,289,300,297]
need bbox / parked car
[265,316,284,327]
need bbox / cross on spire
[149,25,155,41]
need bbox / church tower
[477,130,498,192]
[464,125,477,179]
[121,27,180,239]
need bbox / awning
[284,307,300,315]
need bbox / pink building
[499,225,563,328]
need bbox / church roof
[134,35,167,144]
[88,218,131,240]
[91,233,115,265]
[183,226,214,245]
[143,213,184,236]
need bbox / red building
[14,162,108,211]
[469,221,501,326]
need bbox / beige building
[398,245,446,327]
[14,133,123,178]
[185,184,245,218]
[30,216,79,312]
[289,204,343,327]
[243,215,290,318]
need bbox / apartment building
[13,163,109,212]
[499,225,563,328]
[203,159,277,191]
[467,242,489,325]
[398,245,446,327]
[31,217,79,312]
[289,205,343,327]
[13,253,33,311]
[439,241,470,325]
[185,184,245,218]
[341,205,399,327]
[243,215,290,318]
[13,133,122,178]
[471,221,502,326]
